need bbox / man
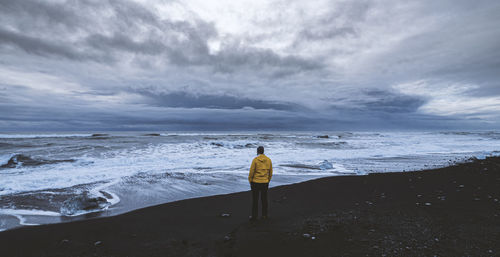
[248,146,273,221]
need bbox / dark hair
[257,146,264,154]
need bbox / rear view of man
[248,146,273,221]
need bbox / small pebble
[220,213,231,217]
[224,235,231,241]
[434,238,439,242]
[459,185,464,188]
[94,241,102,246]
[425,202,432,206]
[303,233,311,238]
[311,236,316,240]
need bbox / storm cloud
[0,0,499,131]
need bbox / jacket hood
[256,154,268,162]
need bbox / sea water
[0,131,499,230]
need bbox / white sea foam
[0,154,15,166]
[90,180,121,206]
[0,209,61,226]
[0,209,61,216]
[1,132,499,196]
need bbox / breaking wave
[0,154,75,169]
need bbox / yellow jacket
[248,154,273,183]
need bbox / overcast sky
[1,0,499,131]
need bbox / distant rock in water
[317,135,329,139]
[60,193,110,216]
[91,133,108,137]
[0,154,75,169]
[143,133,161,136]
[319,160,333,170]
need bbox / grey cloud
[357,1,500,96]
[85,33,166,56]
[210,45,322,76]
[361,90,426,113]
[0,0,322,76]
[292,0,371,45]
[1,0,499,131]
[323,89,427,115]
[299,27,356,41]
[0,0,84,30]
[0,27,87,60]
[1,100,494,132]
[135,90,305,111]
[1,83,481,131]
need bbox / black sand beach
[1,157,499,257]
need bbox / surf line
[0,209,62,226]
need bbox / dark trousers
[251,182,269,218]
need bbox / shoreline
[0,173,335,231]
[1,156,499,256]
[0,155,481,232]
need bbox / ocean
[1,131,499,231]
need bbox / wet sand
[1,157,499,256]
